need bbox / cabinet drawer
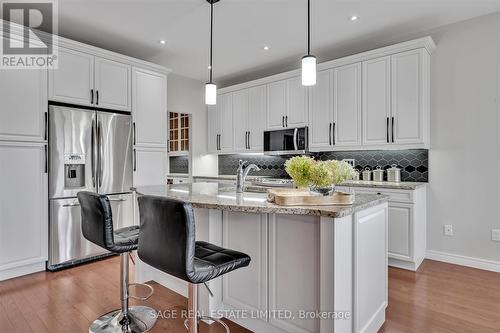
[339,186,414,203]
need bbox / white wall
[167,73,217,177]
[425,12,500,264]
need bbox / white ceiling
[57,0,500,86]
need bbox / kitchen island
[134,183,389,333]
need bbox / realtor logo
[1,0,58,68]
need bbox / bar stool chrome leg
[89,253,157,333]
[183,283,230,333]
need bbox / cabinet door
[391,50,424,145]
[0,66,47,142]
[269,214,320,333]
[286,76,308,128]
[309,70,332,149]
[248,85,267,151]
[207,105,219,153]
[0,142,47,273]
[362,56,391,146]
[334,63,362,147]
[232,90,249,152]
[267,81,286,129]
[94,57,131,111]
[132,68,167,147]
[222,212,268,314]
[49,48,94,106]
[133,147,167,186]
[219,93,234,152]
[388,203,413,261]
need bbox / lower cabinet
[337,185,426,271]
[132,147,168,186]
[0,142,48,280]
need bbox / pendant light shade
[205,82,217,105]
[302,55,316,86]
[205,0,219,105]
[301,0,316,86]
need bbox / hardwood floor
[1,257,499,332]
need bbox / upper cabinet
[207,94,234,154]
[362,56,392,146]
[267,77,308,130]
[49,47,131,111]
[0,64,47,142]
[212,37,433,154]
[132,68,167,147]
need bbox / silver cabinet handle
[282,116,285,128]
[132,122,136,145]
[44,145,48,173]
[285,116,288,128]
[90,89,94,104]
[44,112,48,140]
[96,90,99,105]
[386,117,390,143]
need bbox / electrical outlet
[444,225,453,236]
[492,229,500,242]
[342,159,356,167]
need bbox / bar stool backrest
[77,191,115,251]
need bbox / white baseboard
[426,250,500,273]
[0,261,46,281]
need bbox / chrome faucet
[236,160,261,193]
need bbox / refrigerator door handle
[91,117,96,188]
[97,120,103,189]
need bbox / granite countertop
[167,174,189,178]
[339,180,427,190]
[193,175,270,181]
[133,183,388,219]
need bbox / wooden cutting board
[267,188,354,206]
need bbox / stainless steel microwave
[263,127,308,155]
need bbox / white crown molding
[218,36,435,94]
[426,250,500,273]
[1,19,171,74]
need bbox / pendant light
[205,0,219,105]
[301,0,316,86]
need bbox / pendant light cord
[307,0,310,55]
[209,1,214,83]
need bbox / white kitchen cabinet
[0,66,47,142]
[132,67,167,147]
[231,85,267,152]
[267,78,308,130]
[133,147,168,186]
[337,185,427,271]
[362,56,392,146]
[49,47,94,106]
[309,70,332,149]
[50,48,132,111]
[222,212,268,314]
[247,85,267,151]
[0,142,48,281]
[334,63,362,147]
[207,105,219,153]
[219,93,234,152]
[391,49,426,146]
[94,57,131,111]
[286,76,308,128]
[269,214,320,333]
[267,80,287,130]
[232,89,249,152]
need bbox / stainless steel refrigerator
[48,104,134,270]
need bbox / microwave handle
[293,128,298,150]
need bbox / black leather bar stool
[137,195,251,333]
[78,191,157,333]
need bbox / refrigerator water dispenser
[64,153,86,188]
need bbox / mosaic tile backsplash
[169,156,189,174]
[218,149,429,182]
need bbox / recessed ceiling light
[263,45,270,51]
[159,40,166,45]
[349,15,359,21]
